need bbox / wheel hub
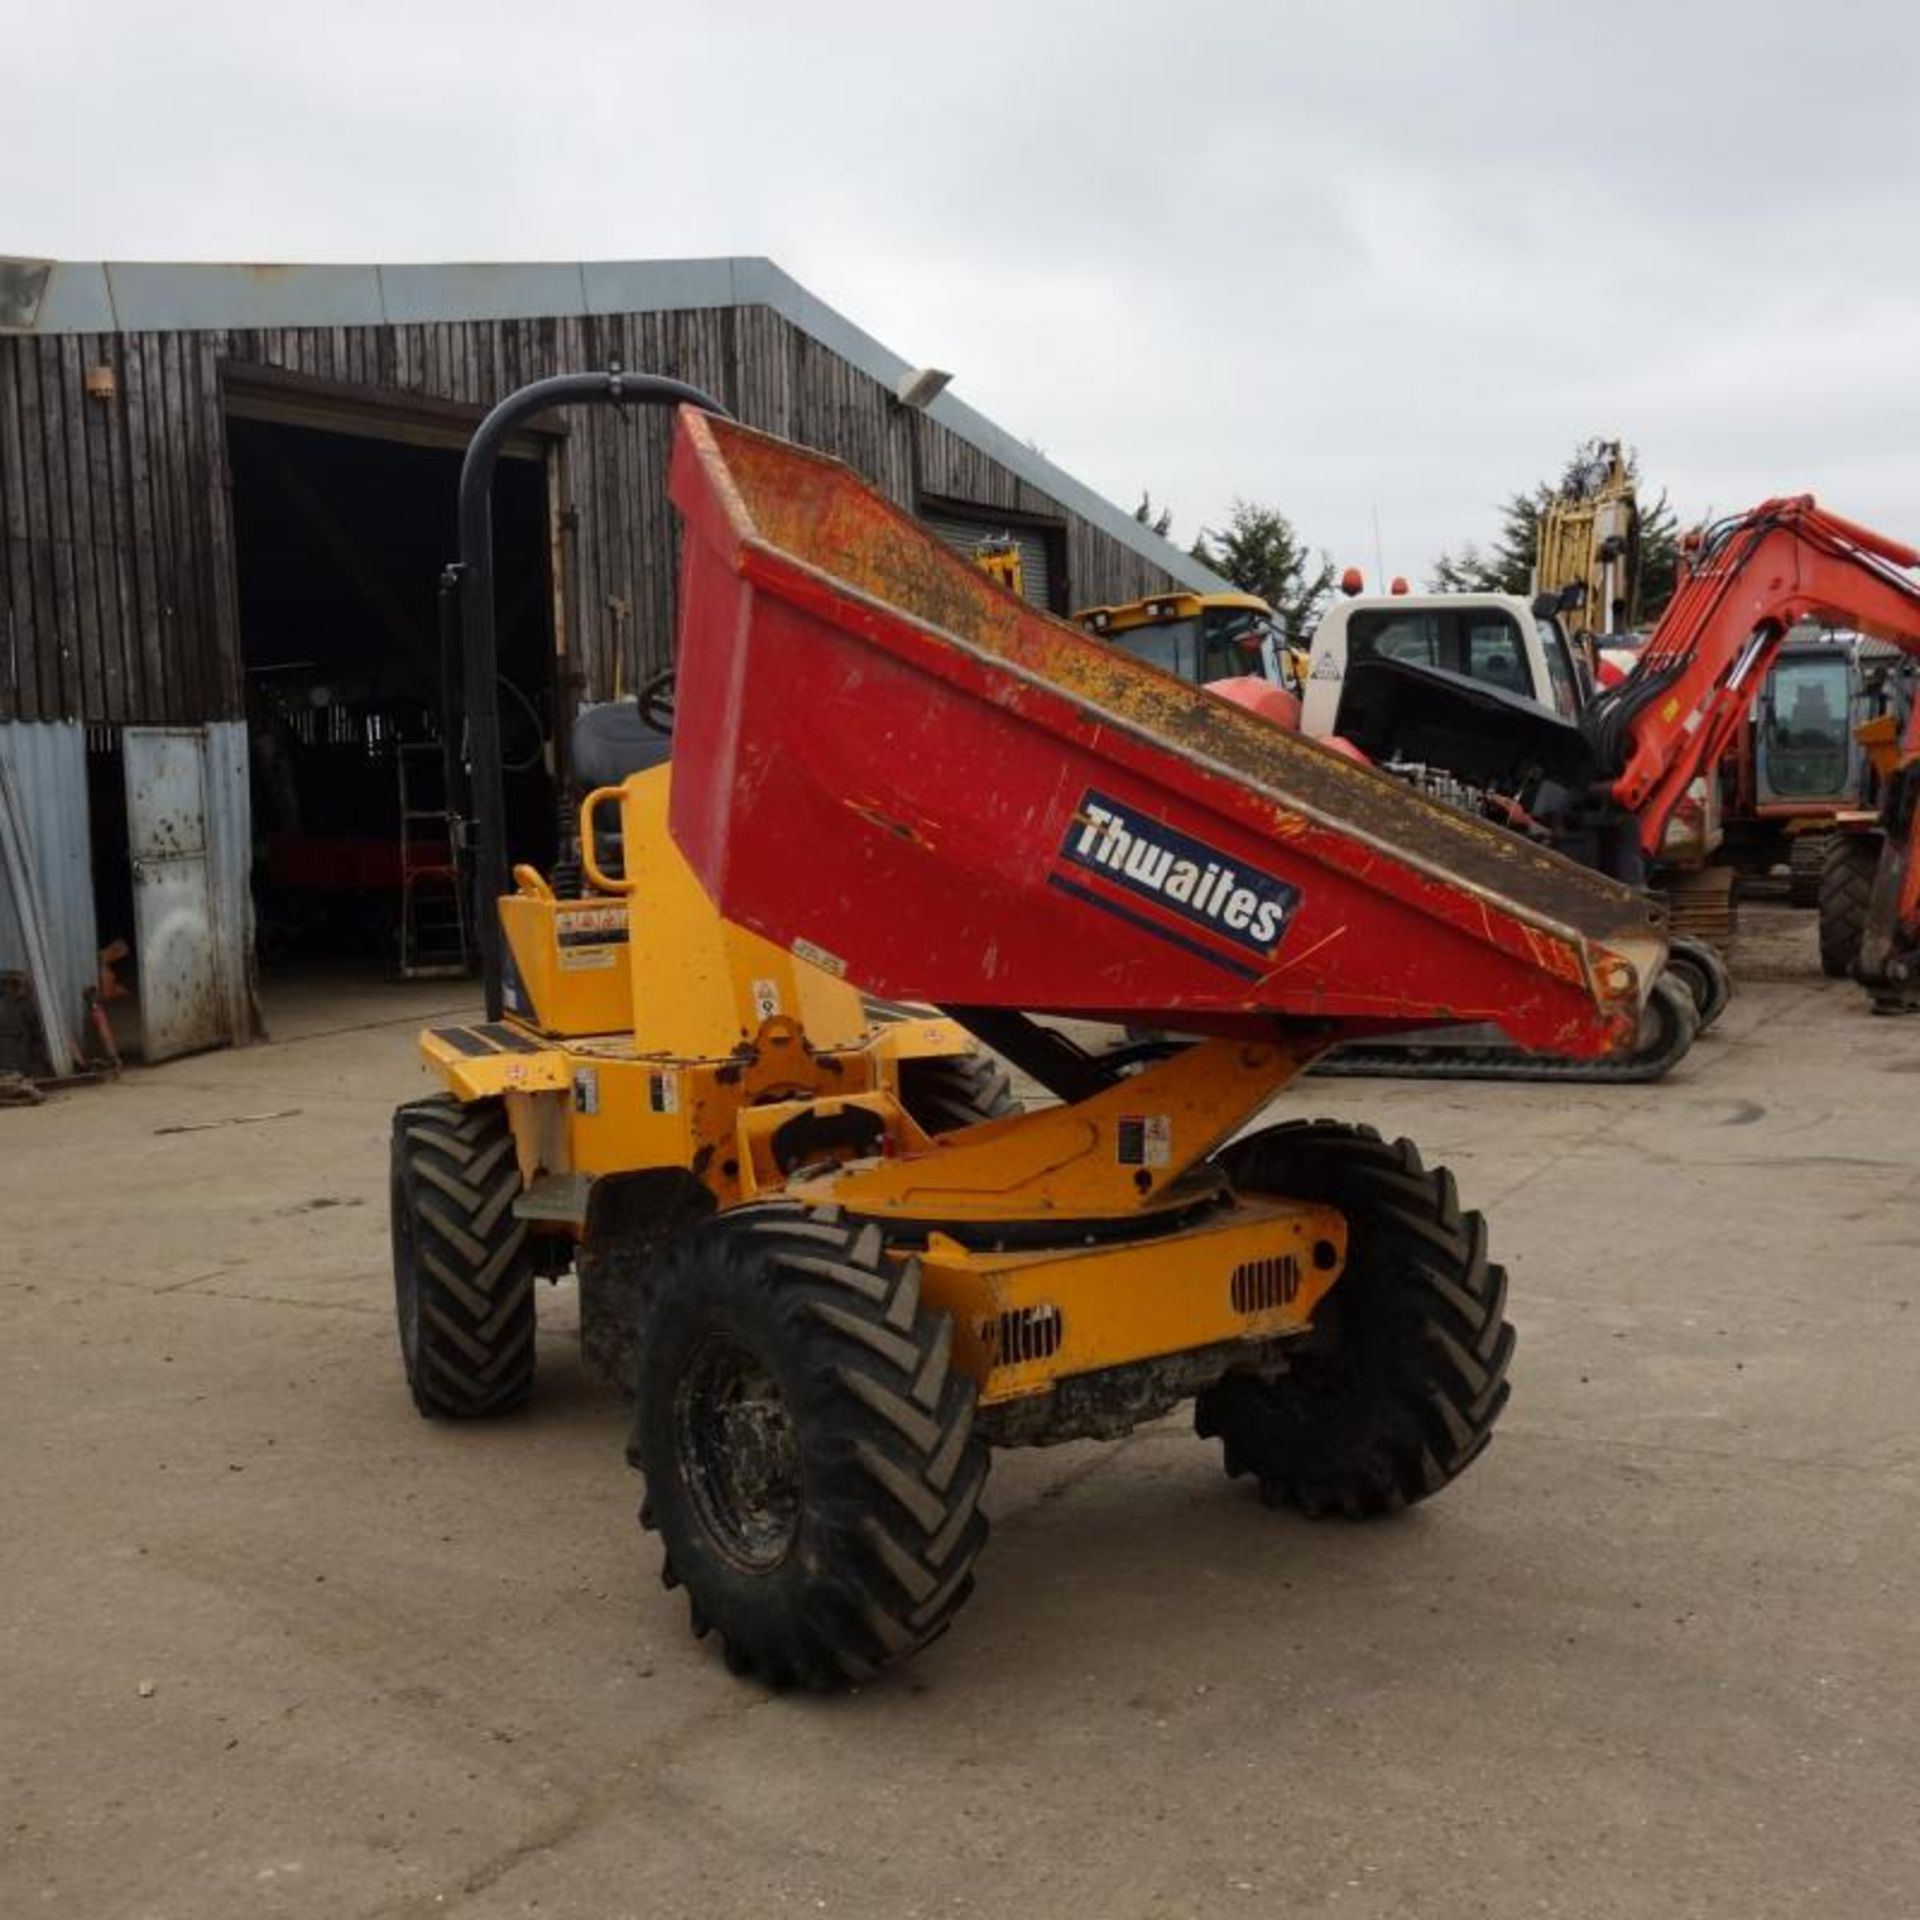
[674,1335,801,1572]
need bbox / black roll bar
[446,369,729,1018]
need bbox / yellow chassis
[417,768,1348,1420]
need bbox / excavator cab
[1756,642,1861,806]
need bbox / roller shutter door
[921,511,1054,610]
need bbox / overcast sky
[9,0,1918,582]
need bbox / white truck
[1076,580,1726,1076]
[1298,586,1590,737]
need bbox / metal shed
[0,254,1225,1064]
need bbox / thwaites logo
[1056,789,1299,965]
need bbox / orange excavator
[1211,494,1920,1023]
[1587,498,1920,1010]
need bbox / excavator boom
[1603,498,1920,854]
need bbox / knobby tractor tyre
[1193,1120,1514,1518]
[390,1096,537,1419]
[896,1049,1019,1135]
[1818,837,1878,979]
[632,1207,989,1688]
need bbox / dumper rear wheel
[897,1049,1018,1135]
[390,1096,537,1419]
[632,1207,989,1687]
[1194,1121,1513,1517]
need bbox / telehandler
[392,372,1666,1687]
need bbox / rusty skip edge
[716,530,1663,1017]
[669,409,1661,1007]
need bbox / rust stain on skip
[698,412,1665,990]
[1266,924,1351,979]
[845,795,935,849]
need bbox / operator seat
[561,699,671,894]
[572,698,672,787]
[1787,683,1833,747]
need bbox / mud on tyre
[390,1096,537,1418]
[1194,1120,1514,1517]
[631,1206,989,1687]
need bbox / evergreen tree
[1429,494,1541,596]
[1636,487,1682,621]
[1192,501,1335,644]
[1133,492,1174,539]
[1430,441,1684,625]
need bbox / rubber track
[637,1205,989,1687]
[1194,1120,1514,1517]
[393,1097,536,1418]
[1314,973,1698,1083]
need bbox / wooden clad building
[0,255,1218,728]
[0,256,1223,1063]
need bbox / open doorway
[225,407,557,980]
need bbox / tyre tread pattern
[1194,1120,1514,1519]
[635,1205,989,1688]
[1818,838,1877,979]
[1788,831,1830,910]
[392,1096,536,1419]
[896,1051,1019,1135]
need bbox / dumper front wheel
[1194,1121,1513,1517]
[632,1208,989,1687]
[390,1096,537,1419]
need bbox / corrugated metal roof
[0,252,1228,594]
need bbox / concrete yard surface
[3,912,1918,1919]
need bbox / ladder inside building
[397,743,470,980]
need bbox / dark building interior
[226,415,555,972]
